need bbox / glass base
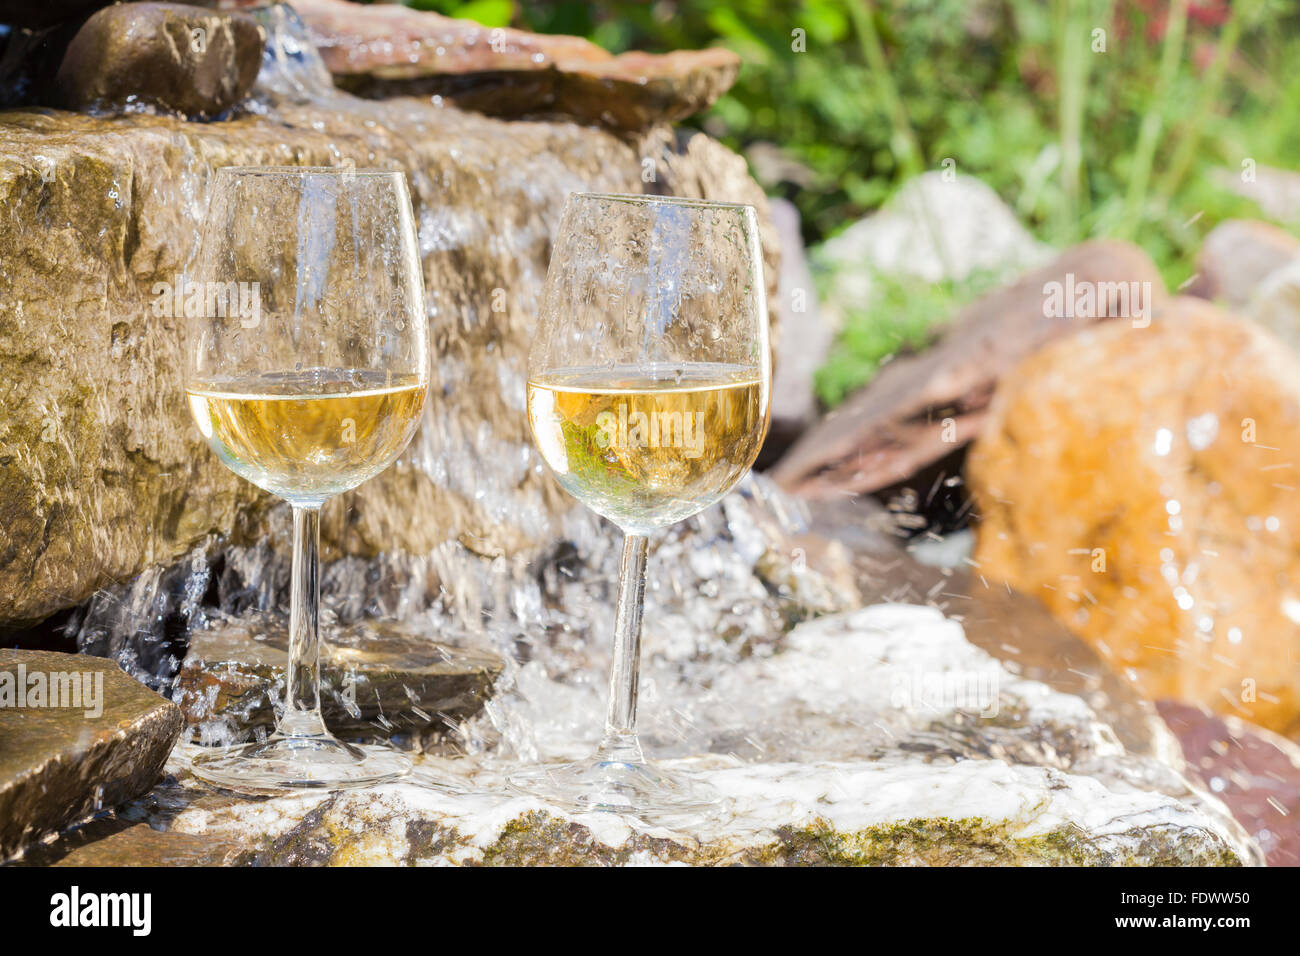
[190,732,413,795]
[507,750,722,823]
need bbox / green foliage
[407,0,514,27]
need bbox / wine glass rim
[214,165,403,178]
[572,191,754,211]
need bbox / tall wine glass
[511,192,771,817]
[184,166,429,793]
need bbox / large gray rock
[0,649,183,860]
[814,172,1053,326]
[15,487,1265,866]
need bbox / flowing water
[57,5,815,763]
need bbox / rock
[235,0,603,75]
[1217,163,1300,224]
[766,197,830,452]
[969,297,1300,734]
[1157,701,1300,867]
[754,537,861,624]
[111,603,1255,865]
[222,0,738,131]
[545,49,740,131]
[1187,218,1300,308]
[772,240,1166,498]
[0,649,183,860]
[14,480,1259,866]
[52,824,250,866]
[14,819,251,866]
[1245,258,1300,355]
[801,494,1179,761]
[53,3,265,118]
[815,172,1054,326]
[0,62,776,635]
[1,1,109,31]
[175,614,504,746]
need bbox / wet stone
[0,72,775,640]
[0,649,184,860]
[135,602,1258,866]
[175,615,504,747]
[266,0,739,130]
[53,2,265,118]
[14,818,251,867]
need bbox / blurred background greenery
[405,0,1300,403]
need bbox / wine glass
[184,166,429,793]
[510,192,771,818]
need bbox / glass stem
[279,504,328,739]
[598,533,648,764]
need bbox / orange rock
[969,297,1300,734]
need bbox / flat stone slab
[175,615,504,747]
[144,752,1248,866]
[248,0,740,130]
[105,604,1256,865]
[51,824,249,867]
[0,649,183,860]
[13,819,250,867]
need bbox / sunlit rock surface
[971,297,1300,735]
[92,603,1255,865]
[10,484,1264,865]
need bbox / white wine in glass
[184,167,429,794]
[511,193,771,819]
[527,363,765,531]
[187,368,427,505]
